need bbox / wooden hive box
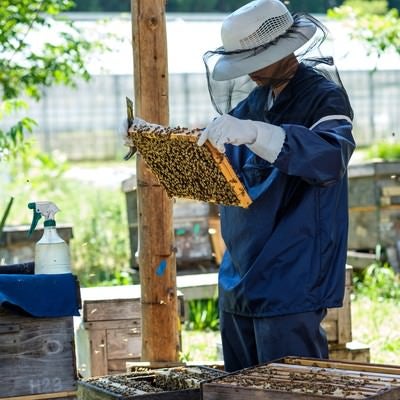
[75,285,185,378]
[121,177,224,272]
[0,308,77,399]
[77,365,226,400]
[201,357,400,399]
[328,341,371,363]
[347,161,400,262]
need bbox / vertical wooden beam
[131,0,179,362]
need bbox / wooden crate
[201,357,400,399]
[75,285,185,378]
[0,308,77,398]
[321,265,352,345]
[329,341,370,363]
[122,178,225,273]
[348,161,400,269]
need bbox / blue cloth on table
[0,273,81,317]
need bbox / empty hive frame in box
[201,357,400,399]
[78,365,226,399]
[126,125,252,208]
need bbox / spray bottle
[28,201,71,274]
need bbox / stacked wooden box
[75,285,185,378]
[122,177,224,273]
[321,265,370,362]
[348,161,400,270]
[0,308,77,400]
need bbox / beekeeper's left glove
[197,114,286,163]
[120,117,163,147]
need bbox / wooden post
[131,0,179,362]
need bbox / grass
[351,296,400,365]
[180,296,400,365]
[181,330,221,362]
[353,141,400,163]
[366,140,400,161]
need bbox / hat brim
[212,18,317,81]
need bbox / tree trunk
[131,0,179,362]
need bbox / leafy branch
[0,0,100,160]
[328,1,400,59]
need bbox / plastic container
[28,202,72,274]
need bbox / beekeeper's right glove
[197,113,286,163]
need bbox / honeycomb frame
[127,126,252,208]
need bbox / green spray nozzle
[28,201,60,235]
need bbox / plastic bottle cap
[44,219,56,227]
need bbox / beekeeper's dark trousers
[220,309,328,372]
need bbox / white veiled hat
[212,0,317,81]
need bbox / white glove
[129,117,162,130]
[197,114,286,163]
[121,117,162,147]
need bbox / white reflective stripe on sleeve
[310,115,353,130]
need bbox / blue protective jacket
[219,63,356,317]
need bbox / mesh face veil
[203,11,348,116]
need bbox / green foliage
[0,141,68,222]
[353,261,400,301]
[341,0,388,14]
[66,182,132,287]
[351,296,400,364]
[328,2,400,59]
[72,0,346,13]
[2,155,132,287]
[365,139,400,160]
[178,350,192,363]
[186,298,219,331]
[166,0,247,12]
[72,0,248,13]
[180,330,220,362]
[286,0,338,13]
[72,0,130,12]
[354,8,400,57]
[0,0,97,159]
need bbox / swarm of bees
[127,125,252,208]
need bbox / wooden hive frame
[127,125,252,208]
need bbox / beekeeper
[197,0,356,371]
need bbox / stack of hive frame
[126,125,252,208]
[201,357,400,399]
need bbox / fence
[4,69,400,160]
